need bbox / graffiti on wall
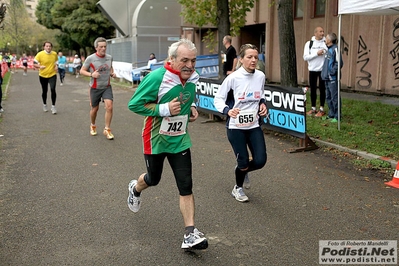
[390,17,399,88]
[340,36,349,56]
[356,35,372,90]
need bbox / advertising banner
[262,85,306,139]
[195,78,222,117]
[196,78,307,139]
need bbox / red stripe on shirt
[142,116,153,154]
[90,63,97,88]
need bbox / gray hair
[223,35,232,43]
[327,33,337,44]
[94,37,107,48]
[168,39,197,59]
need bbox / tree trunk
[217,0,230,79]
[277,0,298,87]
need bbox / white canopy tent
[338,0,399,16]
[336,0,399,129]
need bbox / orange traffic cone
[385,161,399,189]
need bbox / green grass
[353,158,393,170]
[306,95,399,162]
[2,71,10,88]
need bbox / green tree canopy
[36,0,115,55]
[179,0,298,86]
[0,0,57,56]
[178,0,254,37]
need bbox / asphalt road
[0,70,398,265]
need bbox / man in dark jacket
[321,33,343,123]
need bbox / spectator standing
[214,44,268,202]
[303,26,328,117]
[127,39,208,250]
[33,42,59,114]
[321,33,343,123]
[222,35,237,77]
[80,37,116,140]
[57,51,67,85]
[146,53,157,69]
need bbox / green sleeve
[128,69,164,116]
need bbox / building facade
[97,0,181,65]
[23,0,39,20]
[182,0,399,96]
[94,0,399,96]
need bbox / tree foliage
[4,0,26,52]
[0,0,55,56]
[35,0,115,55]
[179,0,298,86]
[36,0,57,29]
[178,0,255,50]
[178,0,255,77]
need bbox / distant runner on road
[33,41,59,115]
[80,37,116,140]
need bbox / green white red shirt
[128,63,199,154]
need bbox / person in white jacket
[146,53,157,69]
[303,26,328,117]
[214,43,267,203]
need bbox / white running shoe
[43,105,48,112]
[231,185,249,202]
[127,180,141,212]
[181,228,208,249]
[51,106,57,115]
[0,108,3,113]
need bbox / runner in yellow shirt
[33,41,58,114]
